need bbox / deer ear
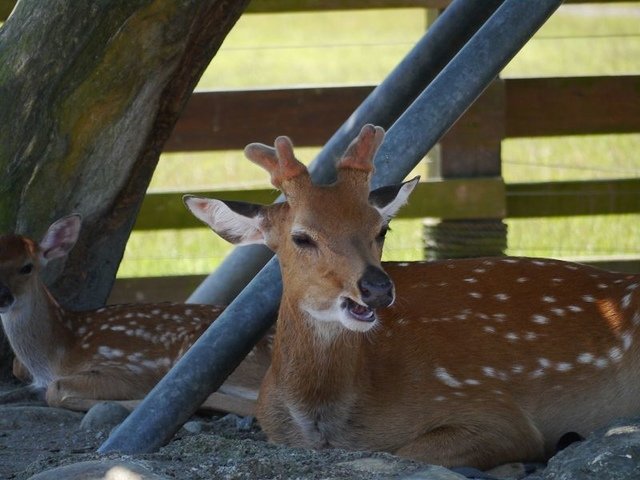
[369,177,420,221]
[184,196,267,245]
[39,214,82,265]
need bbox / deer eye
[19,263,33,275]
[291,233,317,249]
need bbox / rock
[27,459,168,480]
[182,420,203,434]
[401,465,468,479]
[338,457,406,475]
[537,417,640,480]
[80,402,130,433]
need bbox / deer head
[0,215,81,313]
[185,125,418,332]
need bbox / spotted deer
[185,124,640,469]
[0,215,269,413]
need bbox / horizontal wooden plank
[506,178,640,218]
[135,178,506,230]
[506,76,640,137]
[246,0,448,12]
[134,177,638,233]
[108,274,207,304]
[165,86,371,151]
[0,0,630,21]
[247,0,636,13]
[166,76,640,151]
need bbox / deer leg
[12,357,32,383]
[395,406,545,470]
[45,367,159,409]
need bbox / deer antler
[338,124,385,173]
[244,136,308,190]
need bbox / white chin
[302,302,378,333]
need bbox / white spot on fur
[556,362,573,372]
[434,367,462,388]
[532,314,549,325]
[524,331,538,341]
[622,332,633,351]
[97,346,124,359]
[538,358,551,368]
[609,347,623,363]
[494,293,509,301]
[622,293,632,309]
[483,326,496,334]
[551,308,565,317]
[502,258,519,264]
[516,277,528,283]
[464,278,478,283]
[594,358,609,369]
[464,379,480,386]
[473,268,486,274]
[529,369,545,379]
[577,353,594,364]
[542,295,556,303]
[582,295,596,303]
[433,396,446,402]
[511,364,524,374]
[505,332,519,341]
[568,305,583,313]
[469,292,482,299]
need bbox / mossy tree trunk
[0,0,249,379]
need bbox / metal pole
[100,0,560,454]
[372,0,563,189]
[186,0,505,305]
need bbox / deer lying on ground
[185,124,640,470]
[0,215,269,413]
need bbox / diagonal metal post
[99,0,561,455]
[186,0,505,306]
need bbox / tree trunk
[0,0,249,379]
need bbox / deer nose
[0,283,14,311]
[358,266,394,309]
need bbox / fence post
[423,79,507,259]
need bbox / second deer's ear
[38,214,82,265]
[369,177,420,222]
[184,196,268,246]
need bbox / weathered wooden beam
[506,76,640,137]
[246,0,448,11]
[134,177,640,232]
[164,86,371,151]
[165,76,640,152]
[134,178,506,230]
[1,0,631,21]
[506,178,640,218]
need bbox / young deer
[185,124,640,470]
[0,215,268,413]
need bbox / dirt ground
[0,379,440,480]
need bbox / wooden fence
[3,1,636,303]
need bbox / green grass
[118,4,640,278]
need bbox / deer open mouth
[342,297,376,322]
